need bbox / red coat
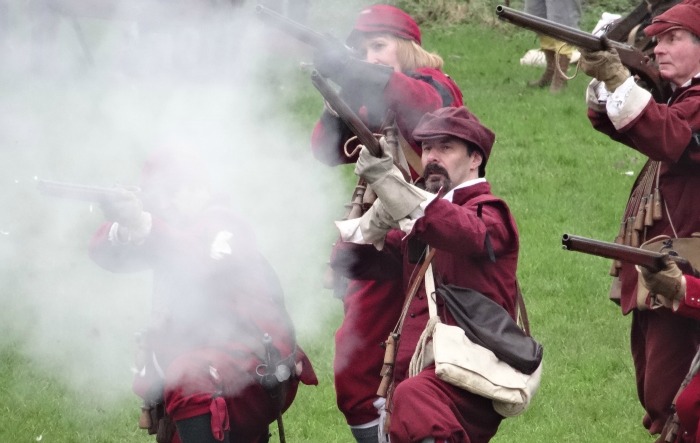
[317,66,464,426]
[655,276,700,443]
[311,67,463,180]
[588,78,700,434]
[588,79,700,314]
[333,181,520,442]
[89,204,317,442]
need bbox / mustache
[422,163,449,179]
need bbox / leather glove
[355,146,431,220]
[639,258,687,301]
[579,48,630,92]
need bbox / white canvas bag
[409,263,542,417]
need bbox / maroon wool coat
[311,66,463,180]
[588,78,700,434]
[89,204,317,442]
[655,276,700,443]
[316,65,464,426]
[333,181,520,442]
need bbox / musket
[561,234,697,276]
[256,3,333,50]
[495,5,671,102]
[310,69,384,158]
[37,179,138,203]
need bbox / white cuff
[586,79,608,113]
[108,212,152,245]
[606,77,652,130]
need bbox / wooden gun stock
[310,70,383,157]
[37,179,137,203]
[495,5,670,102]
[561,233,695,275]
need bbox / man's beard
[422,163,452,194]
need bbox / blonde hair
[395,38,444,72]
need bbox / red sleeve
[589,87,700,164]
[412,199,518,259]
[674,274,700,320]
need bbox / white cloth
[335,178,487,247]
[107,212,152,245]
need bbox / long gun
[495,5,671,102]
[255,4,353,52]
[310,70,383,158]
[561,233,697,275]
[37,179,137,203]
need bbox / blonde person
[310,5,464,442]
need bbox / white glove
[359,200,399,250]
[354,144,396,184]
[355,147,430,220]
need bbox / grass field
[0,1,658,442]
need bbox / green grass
[0,3,659,443]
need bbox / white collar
[442,177,486,203]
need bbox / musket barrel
[255,4,326,49]
[562,233,668,272]
[37,179,133,203]
[496,5,605,52]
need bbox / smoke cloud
[0,0,367,406]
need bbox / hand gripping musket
[495,5,671,102]
[37,179,139,203]
[561,234,699,277]
[311,70,411,295]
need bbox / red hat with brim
[413,106,495,176]
[644,0,700,38]
[347,4,421,47]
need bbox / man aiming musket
[574,0,700,436]
[258,4,466,441]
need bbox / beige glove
[359,199,399,250]
[639,258,687,301]
[579,48,630,92]
[355,146,429,220]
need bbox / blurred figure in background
[89,147,317,443]
[310,4,463,442]
[524,0,582,93]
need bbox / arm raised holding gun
[38,179,150,243]
[496,5,671,102]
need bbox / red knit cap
[347,4,421,47]
[413,106,495,173]
[644,0,700,38]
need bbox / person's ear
[470,150,483,169]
